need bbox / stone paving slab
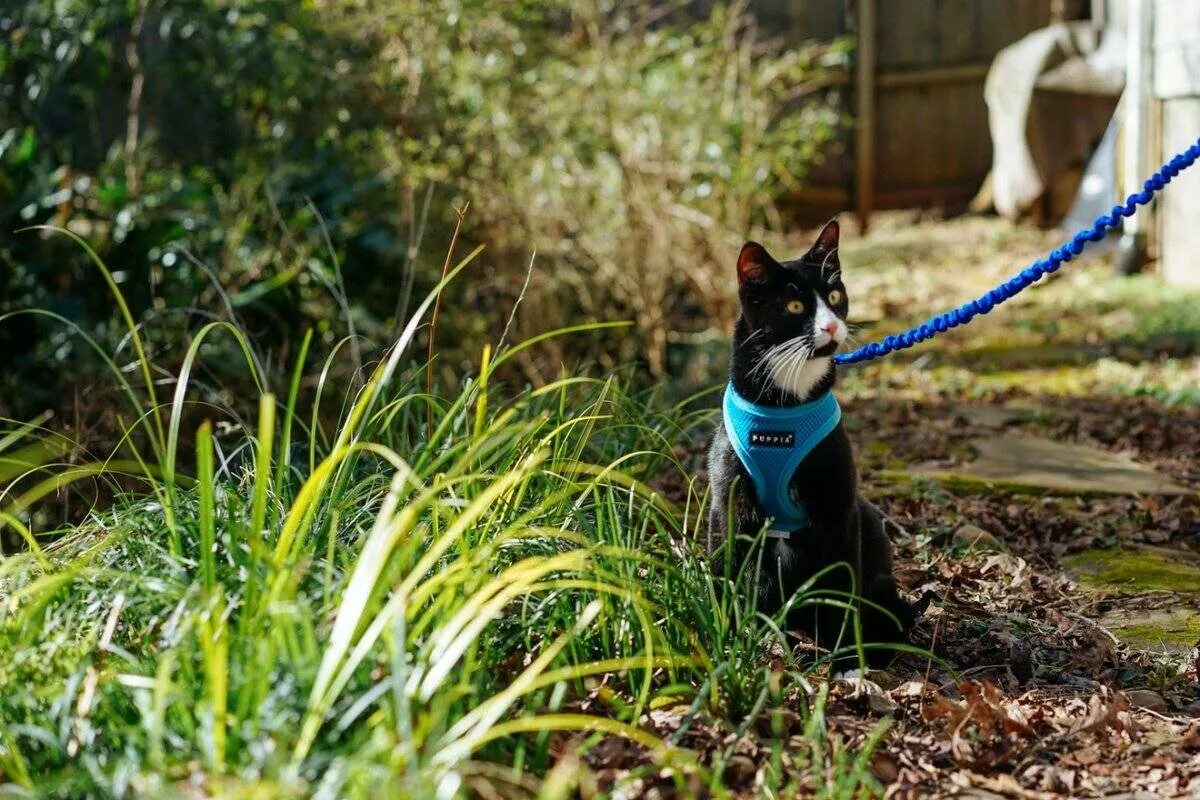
[916,435,1191,496]
[1095,607,1200,653]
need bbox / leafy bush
[351,1,846,373]
[1,0,405,422]
[1,0,844,423]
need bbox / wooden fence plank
[752,0,1075,222]
[855,0,878,228]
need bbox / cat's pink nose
[821,321,838,335]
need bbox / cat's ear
[737,241,778,285]
[808,219,840,258]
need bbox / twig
[920,560,956,716]
[305,197,362,381]
[1061,610,1123,648]
[1136,706,1186,724]
[395,182,435,337]
[426,203,469,438]
[497,250,535,353]
[124,0,149,195]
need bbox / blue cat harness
[722,384,842,538]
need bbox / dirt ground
[824,214,1198,798]
[839,393,1200,799]
[649,213,1200,798]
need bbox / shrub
[353,0,846,374]
[0,0,844,423]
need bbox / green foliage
[2,0,403,420]
[351,1,845,372]
[1,0,843,421]
[0,242,885,798]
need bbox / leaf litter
[555,216,1200,797]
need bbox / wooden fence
[751,0,1089,226]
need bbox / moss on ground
[1106,612,1200,651]
[1063,546,1200,593]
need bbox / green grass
[839,246,1200,408]
[0,235,888,798]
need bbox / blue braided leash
[834,135,1200,366]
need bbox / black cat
[706,220,915,672]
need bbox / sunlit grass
[835,222,1200,407]
[0,234,889,798]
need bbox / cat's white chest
[768,355,833,399]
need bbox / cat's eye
[785,299,805,314]
[827,289,843,305]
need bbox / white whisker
[738,328,765,352]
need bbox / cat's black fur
[706,220,915,670]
